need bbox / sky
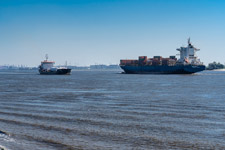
[0,0,225,67]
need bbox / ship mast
[188,37,191,46]
[45,54,49,62]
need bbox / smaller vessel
[39,54,71,75]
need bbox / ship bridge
[176,38,202,65]
[40,54,55,70]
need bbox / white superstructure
[40,54,55,70]
[41,62,55,70]
[176,38,202,65]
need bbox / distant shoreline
[0,64,121,71]
[210,68,225,71]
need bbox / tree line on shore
[207,62,225,70]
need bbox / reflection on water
[0,70,225,150]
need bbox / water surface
[0,70,225,150]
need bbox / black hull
[39,69,71,75]
[120,65,205,74]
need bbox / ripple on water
[0,70,225,149]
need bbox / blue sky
[0,0,225,66]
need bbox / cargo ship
[120,39,205,74]
[39,55,71,75]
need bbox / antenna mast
[45,54,49,61]
[188,37,191,45]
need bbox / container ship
[39,55,71,75]
[120,39,205,74]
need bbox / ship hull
[39,69,71,75]
[120,65,205,74]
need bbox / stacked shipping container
[120,56,177,66]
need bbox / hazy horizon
[1,0,225,67]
